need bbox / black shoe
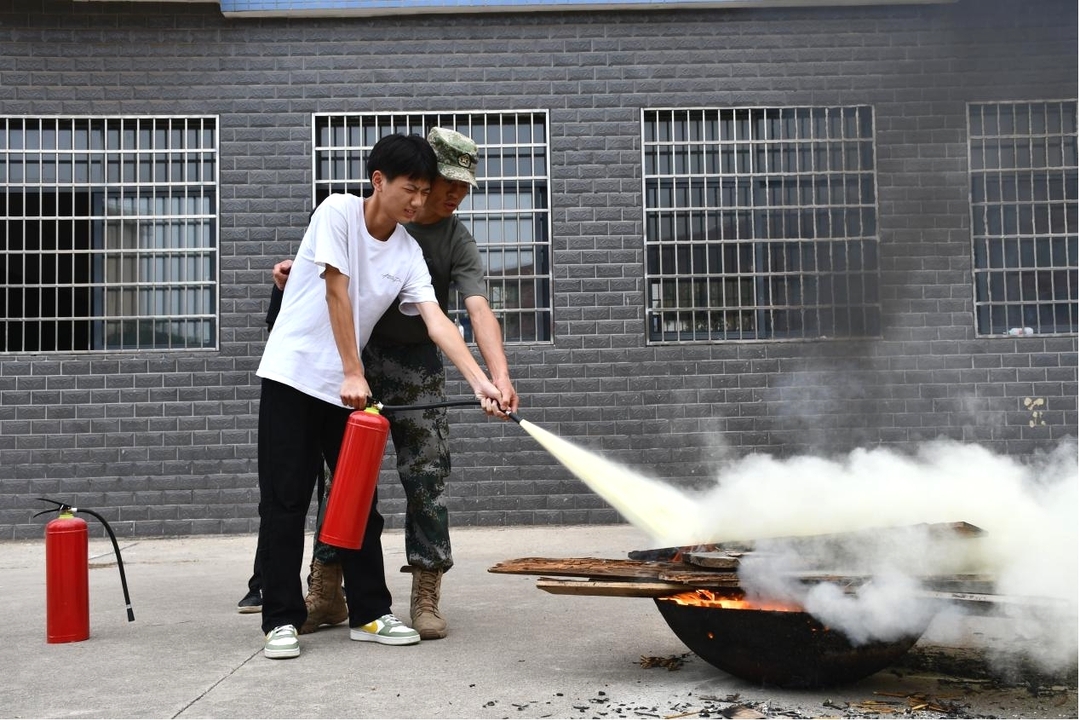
[238,589,262,614]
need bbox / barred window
[313,111,552,343]
[0,117,218,352]
[970,100,1078,336]
[642,107,881,342]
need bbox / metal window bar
[311,111,553,343]
[969,100,1078,336]
[642,107,881,343]
[1,116,219,353]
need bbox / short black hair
[366,133,438,184]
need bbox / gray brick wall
[1,0,1076,539]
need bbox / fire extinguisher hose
[35,497,135,622]
[375,399,481,411]
[375,399,521,424]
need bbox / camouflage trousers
[313,340,453,572]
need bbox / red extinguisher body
[45,512,90,643]
[319,408,390,550]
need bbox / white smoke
[674,436,1079,671]
[802,572,941,646]
[735,543,951,647]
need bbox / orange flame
[663,589,804,613]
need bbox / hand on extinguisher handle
[339,373,373,410]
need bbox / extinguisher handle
[32,497,72,518]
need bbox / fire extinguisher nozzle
[506,411,522,425]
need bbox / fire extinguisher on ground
[34,498,135,644]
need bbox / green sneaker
[349,613,420,646]
[264,624,300,659]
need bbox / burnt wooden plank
[921,575,998,594]
[656,570,742,587]
[931,521,985,537]
[627,543,731,562]
[493,557,1000,598]
[536,581,1038,611]
[534,578,1029,605]
[535,578,691,598]
[681,552,743,570]
[917,590,1073,615]
[791,573,997,595]
[489,557,691,581]
[628,521,986,562]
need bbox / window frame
[967,99,1078,337]
[0,115,220,354]
[311,110,554,344]
[641,106,882,345]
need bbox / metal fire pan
[654,598,924,689]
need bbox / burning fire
[662,589,804,613]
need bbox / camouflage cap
[427,127,478,187]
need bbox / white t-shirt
[257,193,436,406]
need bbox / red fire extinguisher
[45,509,89,643]
[319,406,391,550]
[318,398,499,550]
[34,498,135,643]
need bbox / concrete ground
[1,524,1075,719]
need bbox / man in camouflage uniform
[269,127,519,640]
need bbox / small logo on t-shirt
[382,272,401,283]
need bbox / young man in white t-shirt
[254,133,504,660]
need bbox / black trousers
[257,378,392,634]
[245,467,324,595]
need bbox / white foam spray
[515,418,1078,672]
[515,418,701,539]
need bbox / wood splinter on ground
[858,691,964,715]
[639,653,690,671]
